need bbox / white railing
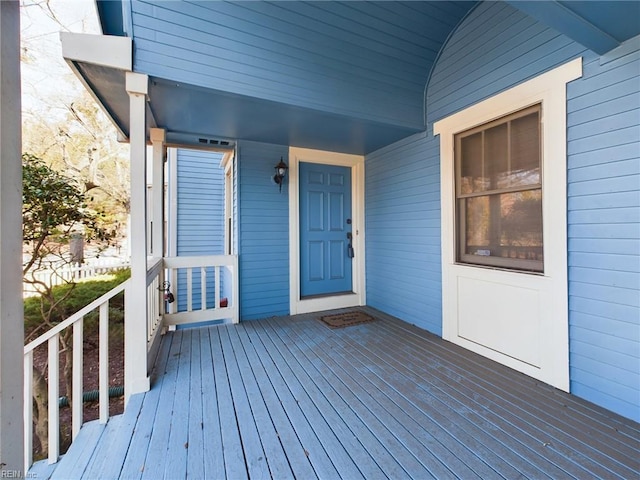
[24,260,130,297]
[23,279,129,472]
[22,255,237,472]
[164,255,239,326]
[146,258,164,350]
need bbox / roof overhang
[507,1,640,55]
[62,32,423,154]
[61,32,135,140]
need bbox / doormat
[319,310,375,329]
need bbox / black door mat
[319,310,376,329]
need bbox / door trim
[289,147,366,315]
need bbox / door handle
[347,232,354,258]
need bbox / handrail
[163,254,235,269]
[24,280,129,354]
[146,257,163,285]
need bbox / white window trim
[221,151,235,256]
[434,58,582,391]
[288,147,366,315]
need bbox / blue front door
[299,162,353,297]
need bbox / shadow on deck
[32,307,640,479]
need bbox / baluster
[24,351,33,472]
[187,268,193,312]
[72,317,84,440]
[99,302,109,424]
[48,336,60,464]
[215,265,221,309]
[201,266,207,310]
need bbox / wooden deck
[33,308,640,479]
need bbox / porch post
[0,0,24,473]
[150,128,165,258]
[124,72,150,403]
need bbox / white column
[0,0,24,473]
[124,72,150,404]
[150,128,165,258]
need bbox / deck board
[373,317,639,478]
[38,308,640,479]
[209,325,248,480]
[118,329,173,478]
[186,328,205,480]
[224,325,294,479]
[262,316,447,479]
[140,329,184,479]
[232,324,320,479]
[252,318,369,480]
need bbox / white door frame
[434,58,582,391]
[289,147,366,315]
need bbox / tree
[23,153,114,455]
[22,92,130,246]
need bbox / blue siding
[366,1,639,421]
[129,0,469,129]
[365,133,442,335]
[176,149,225,311]
[238,141,289,320]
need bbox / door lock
[346,232,354,258]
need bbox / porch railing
[23,279,129,471]
[23,255,238,472]
[146,257,164,350]
[164,255,239,326]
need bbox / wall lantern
[273,157,288,192]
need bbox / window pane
[464,195,490,251]
[485,123,509,189]
[460,132,483,194]
[510,111,540,187]
[462,190,543,269]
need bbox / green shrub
[24,268,131,336]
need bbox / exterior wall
[365,133,442,335]
[237,140,290,320]
[175,148,225,310]
[176,149,225,256]
[365,1,639,421]
[128,0,467,129]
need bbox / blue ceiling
[91,1,640,154]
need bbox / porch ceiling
[72,62,426,154]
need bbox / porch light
[273,157,288,192]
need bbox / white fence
[23,259,130,297]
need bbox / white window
[434,58,582,391]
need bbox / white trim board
[288,147,366,315]
[434,58,582,391]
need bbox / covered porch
[30,307,639,479]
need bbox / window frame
[454,104,544,273]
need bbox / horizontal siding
[365,1,639,422]
[566,44,640,422]
[238,140,289,320]
[176,149,225,311]
[130,0,469,129]
[177,149,225,256]
[365,133,442,335]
